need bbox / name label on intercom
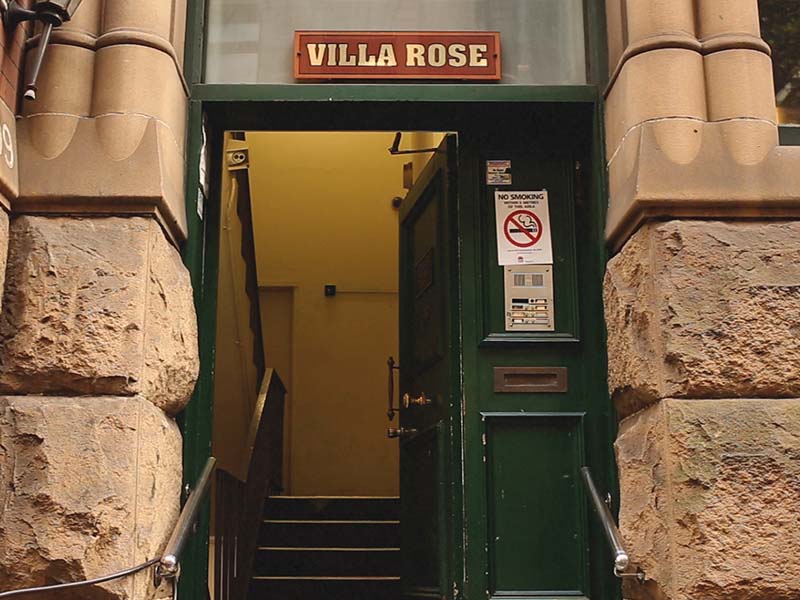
[504,265,554,332]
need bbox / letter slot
[493,367,568,393]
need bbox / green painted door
[397,134,460,600]
[458,125,618,600]
[396,120,617,600]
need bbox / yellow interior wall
[248,131,441,496]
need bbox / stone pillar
[0,1,196,598]
[604,2,800,599]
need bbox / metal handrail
[156,456,217,584]
[580,466,644,581]
[0,456,217,597]
[0,559,159,598]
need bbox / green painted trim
[184,0,207,85]
[585,0,609,87]
[178,100,220,600]
[192,84,599,103]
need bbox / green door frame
[178,2,613,599]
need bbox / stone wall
[605,221,800,599]
[604,2,800,599]
[0,217,197,413]
[616,398,800,600]
[0,216,198,598]
[0,1,195,598]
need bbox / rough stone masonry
[0,216,198,599]
[605,220,800,600]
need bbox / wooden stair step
[249,576,400,600]
[253,547,399,577]
[259,519,400,547]
[263,496,400,521]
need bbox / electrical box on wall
[503,265,554,331]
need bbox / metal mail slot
[493,367,568,393]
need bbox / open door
[394,134,460,600]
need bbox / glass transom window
[205,0,587,85]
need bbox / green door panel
[400,424,442,595]
[398,134,459,600]
[484,413,588,597]
[458,123,618,600]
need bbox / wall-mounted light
[1,0,83,100]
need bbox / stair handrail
[215,369,286,600]
[580,466,645,582]
[156,456,217,583]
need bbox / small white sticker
[495,190,553,265]
[486,160,512,185]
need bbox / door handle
[388,427,418,439]
[402,392,432,408]
[387,356,400,420]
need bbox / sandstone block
[616,398,800,600]
[0,216,198,414]
[0,396,181,599]
[604,220,800,417]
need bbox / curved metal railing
[0,456,217,598]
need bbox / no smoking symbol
[503,209,542,248]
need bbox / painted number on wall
[1,123,14,170]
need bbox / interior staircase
[249,496,401,599]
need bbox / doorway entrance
[196,100,619,600]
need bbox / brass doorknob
[388,427,418,439]
[402,392,432,409]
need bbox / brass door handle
[402,392,432,408]
[388,427,418,439]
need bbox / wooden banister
[214,369,286,600]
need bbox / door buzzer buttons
[504,265,554,332]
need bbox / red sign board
[294,31,501,81]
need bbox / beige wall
[248,131,439,496]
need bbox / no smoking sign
[503,209,543,248]
[495,191,553,265]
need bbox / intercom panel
[503,265,554,332]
